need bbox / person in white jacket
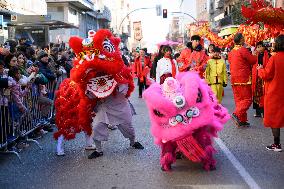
[156,45,179,84]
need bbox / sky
[129,0,197,52]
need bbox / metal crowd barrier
[0,74,66,162]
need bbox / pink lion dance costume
[143,72,230,171]
[54,29,134,155]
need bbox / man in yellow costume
[205,47,227,103]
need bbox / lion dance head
[54,29,134,140]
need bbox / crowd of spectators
[0,38,73,151]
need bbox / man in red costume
[187,35,208,78]
[228,33,257,126]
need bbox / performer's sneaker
[85,144,96,150]
[132,142,144,149]
[107,125,117,130]
[231,113,241,126]
[254,113,262,118]
[88,150,103,159]
[266,144,282,152]
[239,122,250,127]
[56,150,65,156]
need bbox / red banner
[133,21,143,41]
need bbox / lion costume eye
[153,109,164,117]
[103,39,115,53]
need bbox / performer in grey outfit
[88,84,144,159]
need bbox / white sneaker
[56,150,65,156]
[40,129,48,135]
[107,125,117,130]
[85,144,96,150]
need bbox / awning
[218,27,238,37]
[7,20,78,30]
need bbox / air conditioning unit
[97,8,104,13]
[96,4,104,13]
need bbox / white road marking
[215,138,261,189]
[174,184,248,189]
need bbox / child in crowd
[8,67,31,122]
[205,47,227,103]
[252,41,270,117]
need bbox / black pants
[138,77,147,97]
[253,102,264,115]
[271,128,280,144]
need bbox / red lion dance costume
[54,29,135,155]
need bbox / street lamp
[171,12,197,22]
[118,7,156,34]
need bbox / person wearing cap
[36,50,56,81]
[187,35,208,78]
[205,47,227,103]
[228,33,257,127]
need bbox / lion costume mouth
[86,75,117,98]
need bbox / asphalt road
[0,82,283,189]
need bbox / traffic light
[163,9,167,18]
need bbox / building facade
[196,0,209,21]
[178,0,197,42]
[46,0,101,43]
[168,16,183,42]
[208,0,224,30]
[0,0,47,44]
[103,0,131,48]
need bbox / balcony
[96,6,111,22]
[46,0,94,11]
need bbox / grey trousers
[93,122,135,142]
